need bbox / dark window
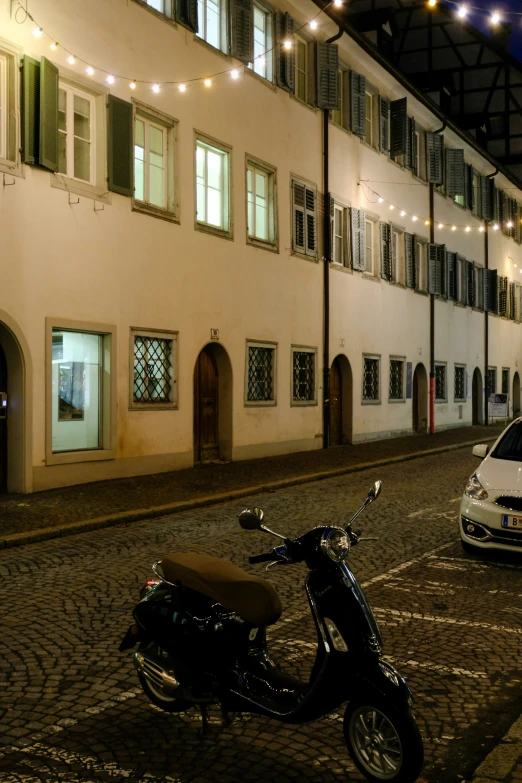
[435,364,446,401]
[502,369,510,395]
[454,366,466,401]
[363,357,379,401]
[133,336,173,403]
[487,368,497,397]
[492,422,522,461]
[389,359,404,400]
[293,351,315,402]
[247,346,274,401]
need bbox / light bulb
[231,69,239,79]
[68,55,76,65]
[178,84,186,92]
[378,197,383,204]
[333,0,343,6]
[152,83,160,93]
[438,223,443,229]
[508,221,513,228]
[425,220,429,226]
[86,66,94,76]
[452,225,457,231]
[479,226,485,232]
[283,40,292,49]
[400,210,406,217]
[465,226,471,232]
[491,12,501,24]
[389,205,394,211]
[493,223,499,231]
[130,80,137,90]
[428,0,437,6]
[412,215,418,222]
[457,5,468,18]
[33,27,43,37]
[309,20,318,29]
[204,79,212,87]
[50,42,58,51]
[107,75,115,85]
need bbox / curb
[468,715,522,782]
[0,437,496,551]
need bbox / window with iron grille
[362,356,380,403]
[389,358,404,401]
[454,365,466,402]
[292,348,316,403]
[487,367,497,397]
[435,363,446,402]
[502,368,510,395]
[132,331,176,407]
[246,343,275,403]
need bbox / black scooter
[120,480,424,783]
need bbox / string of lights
[360,181,521,234]
[428,0,522,25]
[14,0,340,93]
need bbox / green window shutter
[407,117,417,174]
[380,222,392,280]
[484,269,498,313]
[275,13,294,92]
[446,149,465,198]
[107,95,133,197]
[22,56,40,165]
[405,233,415,289]
[498,276,508,316]
[457,255,467,304]
[438,244,447,297]
[292,181,305,253]
[176,0,198,32]
[428,243,441,296]
[468,262,475,307]
[304,186,316,257]
[447,252,457,301]
[351,208,366,270]
[481,176,495,221]
[426,132,444,185]
[464,164,474,211]
[510,282,517,320]
[230,0,253,64]
[378,96,389,154]
[328,195,334,263]
[39,56,59,172]
[315,42,339,111]
[509,198,518,240]
[390,97,407,158]
[349,71,366,138]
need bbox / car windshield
[492,422,522,461]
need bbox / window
[134,107,177,217]
[392,228,405,283]
[249,3,272,80]
[502,368,510,396]
[389,358,405,401]
[0,43,22,172]
[414,125,426,180]
[131,330,177,408]
[246,158,276,247]
[474,265,484,310]
[292,348,316,404]
[294,36,307,102]
[196,136,231,234]
[363,356,380,403]
[435,363,446,402]
[454,365,466,402]
[291,179,317,257]
[487,367,497,397]
[472,170,481,218]
[333,204,348,266]
[246,342,276,404]
[331,70,344,126]
[365,218,376,274]
[364,92,373,146]
[0,53,7,161]
[415,239,428,292]
[145,0,173,14]
[197,0,225,51]
[58,83,95,183]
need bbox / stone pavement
[469,717,522,783]
[0,425,503,549]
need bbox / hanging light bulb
[86,66,94,76]
[50,42,58,51]
[333,0,343,7]
[230,69,240,79]
[425,220,429,226]
[309,20,318,30]
[457,5,468,19]
[493,223,499,231]
[68,55,76,65]
[428,0,437,7]
[451,225,457,231]
[33,27,43,37]
[412,215,418,222]
[400,210,406,217]
[378,197,384,204]
[204,79,212,87]
[130,80,137,90]
[107,75,115,85]
[152,83,160,93]
[178,84,186,92]
[491,12,501,25]
[389,205,394,211]
[465,226,471,232]
[479,226,485,232]
[283,40,292,49]
[508,221,513,228]
[438,223,443,229]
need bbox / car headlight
[321,528,351,562]
[465,474,488,500]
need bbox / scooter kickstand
[200,704,209,734]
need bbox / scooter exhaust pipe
[134,651,180,696]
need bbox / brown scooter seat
[161,552,282,627]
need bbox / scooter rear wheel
[137,642,193,714]
[343,701,424,783]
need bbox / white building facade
[0,0,521,493]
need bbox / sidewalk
[468,716,522,783]
[0,425,503,550]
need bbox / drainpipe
[484,221,489,426]
[322,24,343,450]
[429,121,446,435]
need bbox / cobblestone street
[1,449,522,783]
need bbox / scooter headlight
[321,527,351,562]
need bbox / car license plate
[502,514,522,529]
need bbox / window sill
[330,262,353,275]
[291,400,318,407]
[245,67,277,92]
[0,158,24,179]
[132,200,179,224]
[362,399,381,405]
[50,174,112,205]
[129,402,179,411]
[414,288,430,297]
[291,250,319,264]
[362,273,381,283]
[131,0,177,25]
[193,34,231,62]
[454,399,467,404]
[388,398,406,404]
[196,221,234,241]
[328,118,350,135]
[290,93,318,114]
[245,400,277,407]
[247,236,279,254]
[47,449,115,466]
[435,400,447,404]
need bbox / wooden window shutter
[380,222,392,280]
[464,164,474,211]
[508,197,517,238]
[378,96,389,154]
[446,149,465,198]
[498,276,508,316]
[426,132,444,185]
[107,95,133,197]
[39,57,59,172]
[484,269,498,313]
[316,42,339,110]
[305,186,316,257]
[447,252,457,301]
[405,233,415,289]
[230,0,253,63]
[327,194,334,262]
[510,282,516,320]
[428,244,441,296]
[457,255,467,304]
[351,208,366,271]
[341,71,351,129]
[349,71,366,138]
[467,261,475,307]
[480,176,494,221]
[22,56,40,165]
[390,97,407,158]
[407,118,417,175]
[275,13,294,92]
[176,0,198,32]
[438,244,447,298]
[292,181,306,253]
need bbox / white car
[461,419,522,553]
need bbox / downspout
[484,168,498,426]
[322,24,343,449]
[429,121,446,435]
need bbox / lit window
[0,53,7,161]
[294,36,307,101]
[247,160,276,246]
[196,138,230,233]
[135,118,167,209]
[246,343,276,404]
[132,331,177,407]
[415,240,428,292]
[331,70,343,126]
[248,3,272,80]
[58,84,94,183]
[197,0,223,50]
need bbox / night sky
[470,0,522,60]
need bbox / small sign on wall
[406,362,413,399]
[210,329,219,340]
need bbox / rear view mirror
[368,480,382,501]
[239,507,264,530]
[472,444,489,459]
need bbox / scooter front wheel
[343,700,424,783]
[137,642,193,714]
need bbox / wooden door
[330,358,343,446]
[194,347,219,462]
[0,343,7,492]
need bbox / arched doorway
[330,354,353,446]
[513,372,521,419]
[193,343,232,463]
[472,367,484,425]
[412,363,428,433]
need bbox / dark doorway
[330,357,343,446]
[0,343,6,492]
[513,372,521,419]
[472,367,484,425]
[412,363,428,433]
[194,346,219,462]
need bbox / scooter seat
[161,552,282,627]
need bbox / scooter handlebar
[249,552,276,564]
